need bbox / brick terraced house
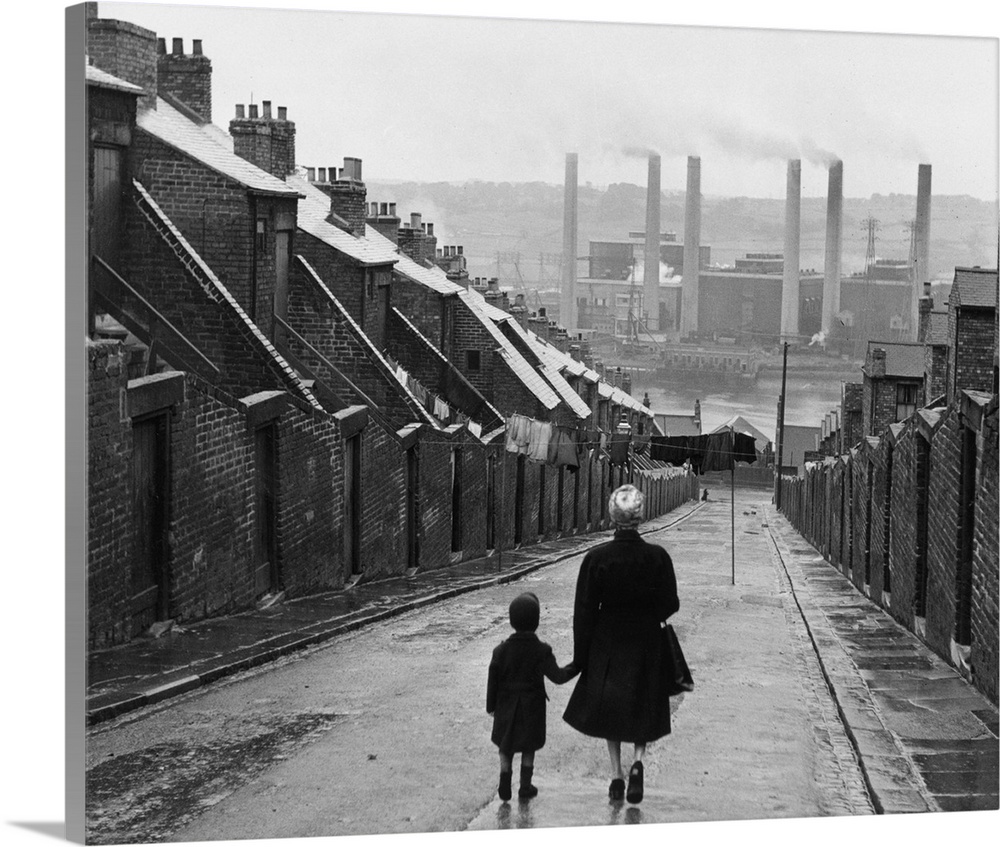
[83,4,687,649]
[782,265,998,703]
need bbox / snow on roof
[86,61,144,94]
[138,98,300,197]
[286,174,398,267]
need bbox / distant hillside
[367,179,997,289]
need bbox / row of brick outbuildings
[81,4,695,649]
[780,266,999,703]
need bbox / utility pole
[774,341,789,509]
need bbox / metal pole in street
[775,341,789,510]
[731,426,735,586]
[497,449,506,573]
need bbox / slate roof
[137,99,301,197]
[656,414,701,437]
[952,267,999,308]
[711,415,771,450]
[286,174,399,267]
[866,341,925,379]
[365,227,464,296]
[86,61,144,94]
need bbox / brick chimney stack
[366,201,401,244]
[871,347,887,378]
[87,14,159,111]
[314,157,367,235]
[157,36,213,122]
[230,101,297,179]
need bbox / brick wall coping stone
[126,371,185,418]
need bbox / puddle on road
[86,712,340,843]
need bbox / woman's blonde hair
[608,484,644,527]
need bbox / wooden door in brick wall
[486,455,496,550]
[92,145,124,270]
[344,434,362,575]
[130,412,170,637]
[406,446,419,569]
[254,424,279,596]
[514,456,525,545]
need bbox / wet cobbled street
[80,492,974,841]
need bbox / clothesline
[383,351,484,435]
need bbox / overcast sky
[102,2,998,201]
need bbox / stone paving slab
[764,505,999,817]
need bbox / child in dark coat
[487,592,577,801]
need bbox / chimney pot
[306,167,316,182]
[248,104,258,119]
[262,101,272,119]
[157,37,167,55]
[172,37,183,56]
[380,202,388,215]
[277,106,287,120]
[318,167,327,183]
[426,221,433,236]
[329,166,337,182]
[457,245,463,255]
[389,202,397,216]
[235,104,245,119]
[192,39,203,55]
[411,212,422,230]
[422,223,428,234]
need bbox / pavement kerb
[762,505,938,815]
[87,500,706,727]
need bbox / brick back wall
[955,310,996,395]
[88,341,134,648]
[123,205,284,397]
[888,430,918,628]
[276,409,343,595]
[393,278,444,349]
[129,132,262,323]
[167,377,256,622]
[295,233,364,321]
[358,423,406,580]
[868,442,888,598]
[459,437,490,558]
[924,408,962,656]
[781,394,999,705]
[925,345,948,403]
[416,436,455,570]
[287,260,424,427]
[971,402,998,701]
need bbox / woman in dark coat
[563,484,679,804]
[487,592,577,801]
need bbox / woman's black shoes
[626,761,644,804]
[498,770,512,802]
[608,778,626,801]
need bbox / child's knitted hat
[509,592,540,632]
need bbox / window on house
[466,350,481,371]
[256,219,268,253]
[895,383,919,421]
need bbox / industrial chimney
[780,159,802,343]
[561,153,579,332]
[913,164,932,342]
[681,156,701,339]
[644,152,661,332]
[821,159,843,340]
